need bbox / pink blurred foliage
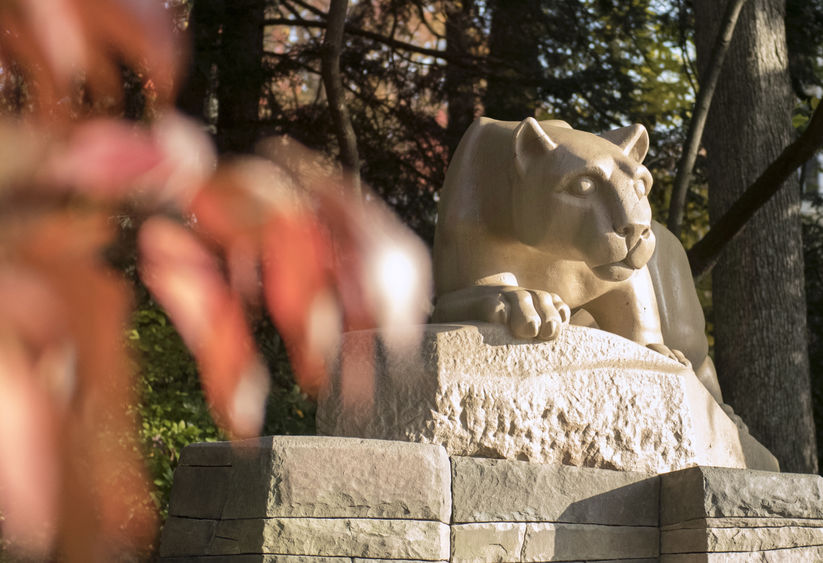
[0,0,431,560]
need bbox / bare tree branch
[688,100,823,278]
[285,0,327,18]
[667,0,747,237]
[320,0,361,196]
[264,17,472,66]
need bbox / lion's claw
[647,343,691,368]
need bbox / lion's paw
[646,343,691,368]
[497,287,570,340]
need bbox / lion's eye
[634,179,647,199]
[570,177,597,196]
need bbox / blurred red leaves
[138,215,269,438]
[0,0,431,559]
[0,211,156,559]
[0,0,178,117]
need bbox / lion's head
[508,117,656,282]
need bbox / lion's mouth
[591,239,653,280]
[623,240,649,269]
[591,261,635,281]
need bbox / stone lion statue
[432,117,723,402]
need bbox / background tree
[444,0,482,156]
[483,0,542,120]
[693,0,816,472]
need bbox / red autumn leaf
[41,119,164,196]
[18,211,157,559]
[187,167,270,302]
[138,217,268,438]
[0,0,179,116]
[262,207,339,398]
[0,272,62,557]
[37,112,215,204]
[0,210,157,561]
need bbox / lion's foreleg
[432,281,570,340]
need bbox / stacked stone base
[660,466,823,562]
[159,437,823,562]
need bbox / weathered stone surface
[451,456,658,526]
[451,522,526,562]
[661,466,823,525]
[522,522,659,561]
[213,518,449,560]
[317,323,776,473]
[662,525,823,553]
[661,545,823,562]
[664,517,823,530]
[159,517,217,557]
[167,465,231,518]
[352,560,448,563]
[171,436,451,522]
[450,521,658,562]
[178,441,233,466]
[162,516,448,559]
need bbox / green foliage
[129,304,316,520]
[129,306,224,518]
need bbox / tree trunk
[444,0,480,158]
[216,0,264,154]
[693,0,817,473]
[177,0,223,122]
[667,0,747,238]
[321,0,361,195]
[483,0,541,120]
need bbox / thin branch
[688,100,823,278]
[263,17,480,69]
[320,0,361,196]
[667,0,747,237]
[414,2,445,40]
[284,0,327,19]
[677,0,698,94]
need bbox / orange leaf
[138,217,268,437]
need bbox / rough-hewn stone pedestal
[159,437,823,562]
[317,323,776,473]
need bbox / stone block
[661,466,823,525]
[353,560,448,563]
[159,517,217,558]
[231,436,450,521]
[178,441,233,466]
[522,522,659,561]
[451,522,526,562]
[212,517,449,560]
[170,436,451,522]
[661,545,823,562]
[317,323,776,473]
[451,456,658,526]
[666,517,823,530]
[662,524,823,553]
[167,465,231,518]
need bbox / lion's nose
[615,223,651,248]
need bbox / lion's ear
[513,117,557,179]
[600,124,649,162]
